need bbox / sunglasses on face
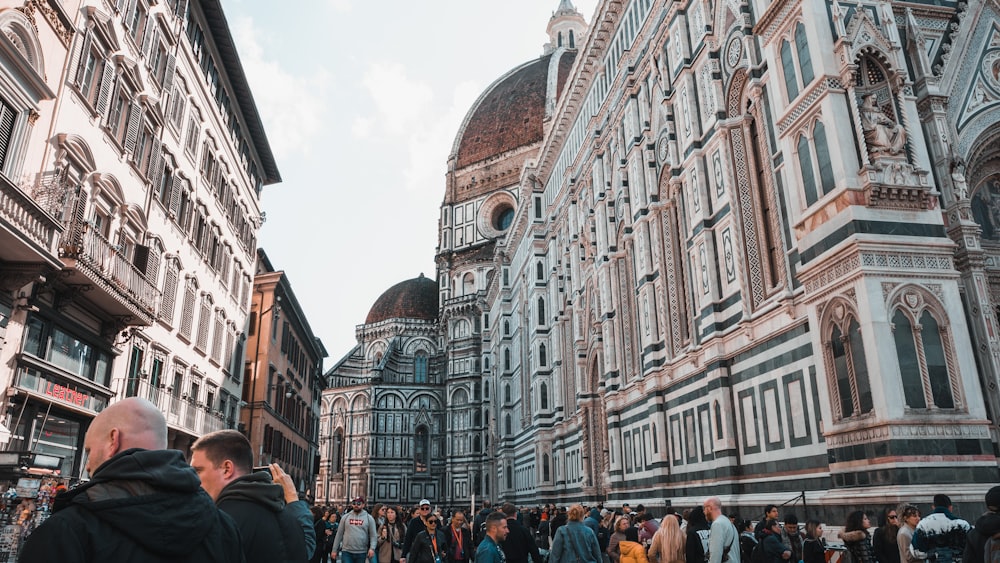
[427,520,438,525]
[888,515,898,520]
[421,506,431,510]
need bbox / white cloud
[356,64,482,197]
[231,17,332,160]
[402,80,481,195]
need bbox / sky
[221,0,600,366]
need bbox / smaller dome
[365,274,439,324]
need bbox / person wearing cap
[911,494,971,563]
[963,487,1000,563]
[332,497,378,563]
[403,499,435,563]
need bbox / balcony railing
[60,224,160,317]
[0,172,62,259]
[114,377,228,437]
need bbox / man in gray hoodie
[333,497,379,563]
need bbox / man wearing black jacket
[18,398,244,563]
[191,429,315,563]
[501,503,543,563]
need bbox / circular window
[494,206,515,231]
[477,191,518,240]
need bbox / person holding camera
[379,507,407,563]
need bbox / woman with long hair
[802,520,825,563]
[648,513,685,563]
[378,506,407,563]
[897,505,921,563]
[838,511,876,563]
[874,508,901,563]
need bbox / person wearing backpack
[704,497,741,563]
[963,487,1000,563]
[737,520,758,563]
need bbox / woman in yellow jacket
[619,527,650,563]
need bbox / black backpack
[751,542,766,563]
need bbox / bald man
[18,398,244,563]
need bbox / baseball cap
[420,499,431,506]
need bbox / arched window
[557,31,563,48]
[414,425,429,472]
[537,297,546,326]
[536,261,544,280]
[798,121,835,207]
[473,434,481,453]
[542,454,550,481]
[504,413,512,436]
[505,464,513,489]
[827,316,873,419]
[504,320,510,336]
[780,22,814,101]
[540,383,549,410]
[463,272,475,295]
[414,352,428,383]
[503,348,511,371]
[332,428,344,474]
[504,383,512,404]
[569,30,575,49]
[538,344,547,366]
[473,409,482,426]
[891,295,958,410]
[473,382,481,400]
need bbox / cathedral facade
[319,0,1000,516]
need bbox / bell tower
[544,0,587,54]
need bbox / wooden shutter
[70,28,92,86]
[169,176,182,218]
[95,64,116,116]
[124,101,142,153]
[162,53,176,94]
[147,140,162,180]
[0,100,17,172]
[141,23,156,60]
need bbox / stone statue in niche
[951,157,969,200]
[860,93,906,156]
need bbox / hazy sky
[223,0,600,365]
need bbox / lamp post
[245,290,280,452]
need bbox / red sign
[43,381,89,407]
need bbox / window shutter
[124,101,142,153]
[0,100,17,172]
[95,64,116,116]
[169,176,182,217]
[162,54,176,93]
[70,29,92,86]
[161,263,178,325]
[147,139,162,179]
[145,244,160,283]
[123,0,138,27]
[141,24,156,59]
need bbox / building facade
[0,0,277,479]
[322,0,1000,517]
[243,249,326,496]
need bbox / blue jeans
[340,551,369,563]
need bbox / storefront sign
[42,382,89,407]
[16,365,108,413]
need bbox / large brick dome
[453,50,576,169]
[365,274,439,324]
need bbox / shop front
[0,312,113,560]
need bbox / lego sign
[42,381,90,407]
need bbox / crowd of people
[10,397,1000,563]
[305,490,999,563]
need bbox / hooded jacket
[620,540,651,563]
[216,471,310,563]
[17,448,243,563]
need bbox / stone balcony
[0,172,62,269]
